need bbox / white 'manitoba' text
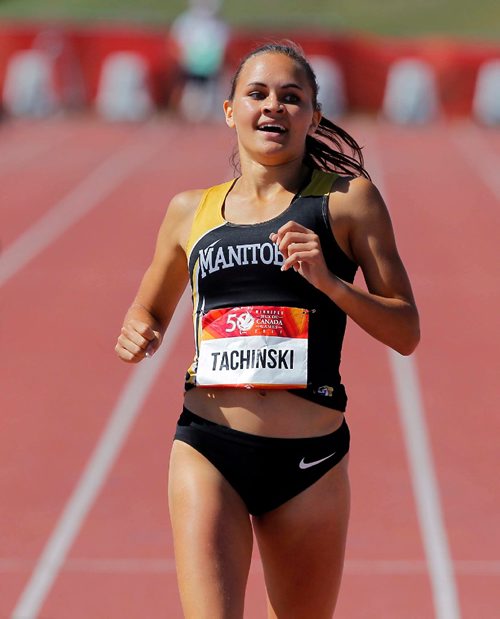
[198,241,284,278]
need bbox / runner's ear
[223,100,235,128]
[308,109,322,135]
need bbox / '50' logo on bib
[227,311,255,333]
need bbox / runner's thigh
[168,440,254,619]
[253,455,350,619]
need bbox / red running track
[1,116,498,618]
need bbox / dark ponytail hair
[228,40,370,180]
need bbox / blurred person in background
[170,0,230,122]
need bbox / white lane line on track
[0,125,74,174]
[361,122,461,619]
[4,557,500,575]
[10,289,191,619]
[0,125,162,288]
[449,120,500,203]
[388,352,461,619]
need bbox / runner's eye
[248,91,266,100]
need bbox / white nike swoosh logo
[299,452,337,470]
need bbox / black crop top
[184,169,358,412]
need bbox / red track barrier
[0,21,498,116]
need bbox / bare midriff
[184,387,344,438]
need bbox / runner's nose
[263,96,284,114]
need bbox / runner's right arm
[115,190,202,363]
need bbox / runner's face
[224,53,321,165]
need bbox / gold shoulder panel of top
[185,179,235,258]
[301,169,339,197]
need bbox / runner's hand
[115,319,162,363]
[270,221,332,292]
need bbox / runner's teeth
[259,125,285,133]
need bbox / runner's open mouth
[258,124,287,134]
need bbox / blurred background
[1,2,499,618]
[0,0,499,123]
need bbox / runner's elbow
[394,319,420,356]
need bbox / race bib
[196,306,309,389]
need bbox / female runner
[115,41,420,618]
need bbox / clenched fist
[115,319,162,363]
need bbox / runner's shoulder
[167,189,206,220]
[330,175,389,223]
